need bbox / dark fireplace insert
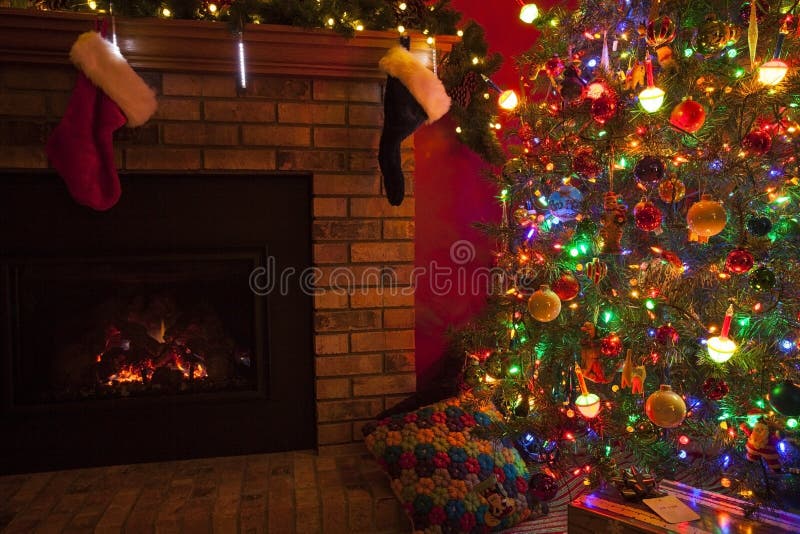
[0,173,314,473]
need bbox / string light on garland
[706,305,737,363]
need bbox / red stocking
[46,71,125,211]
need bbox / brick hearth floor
[0,451,409,533]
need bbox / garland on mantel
[10,0,503,161]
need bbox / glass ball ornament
[706,335,737,363]
[575,219,598,238]
[544,54,565,78]
[749,266,776,291]
[552,272,580,301]
[742,129,772,155]
[645,384,687,428]
[658,177,686,203]
[772,217,800,239]
[590,93,617,124]
[702,377,729,400]
[503,157,530,179]
[670,99,706,133]
[687,194,726,243]
[463,363,485,388]
[768,380,800,417]
[633,156,666,184]
[484,353,505,378]
[560,66,585,101]
[645,16,677,47]
[746,215,772,237]
[725,248,754,274]
[655,324,679,345]
[528,472,559,501]
[600,333,623,356]
[528,284,562,322]
[634,200,663,232]
[695,17,737,55]
[547,185,583,221]
[572,146,601,178]
[518,433,558,464]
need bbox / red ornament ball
[655,324,679,345]
[669,99,706,133]
[646,16,677,47]
[725,248,755,274]
[573,146,601,178]
[702,377,729,401]
[552,272,580,301]
[528,472,559,502]
[545,55,566,78]
[600,333,623,356]
[634,200,663,232]
[742,129,772,155]
[591,93,617,124]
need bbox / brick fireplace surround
[0,10,455,456]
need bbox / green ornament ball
[463,364,485,388]
[768,380,800,417]
[749,267,776,291]
[575,218,598,236]
[695,17,737,55]
[772,217,800,239]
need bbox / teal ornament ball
[547,186,583,222]
[768,380,800,416]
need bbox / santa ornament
[46,22,157,211]
[378,43,451,206]
[741,418,781,472]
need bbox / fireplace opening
[16,255,259,405]
[0,173,315,474]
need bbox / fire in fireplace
[0,173,314,474]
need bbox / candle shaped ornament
[707,305,737,363]
[638,56,665,113]
[574,364,601,418]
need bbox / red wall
[414,3,543,389]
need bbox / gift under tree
[453,0,800,512]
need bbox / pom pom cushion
[363,396,531,533]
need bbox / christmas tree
[454,0,800,511]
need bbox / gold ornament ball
[528,284,562,322]
[645,384,687,428]
[687,194,726,241]
[658,177,686,203]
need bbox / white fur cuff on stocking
[70,31,158,128]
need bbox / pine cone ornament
[448,71,480,109]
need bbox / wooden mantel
[0,8,456,79]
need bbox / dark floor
[0,450,409,533]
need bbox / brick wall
[0,14,441,454]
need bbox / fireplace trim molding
[0,9,455,78]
